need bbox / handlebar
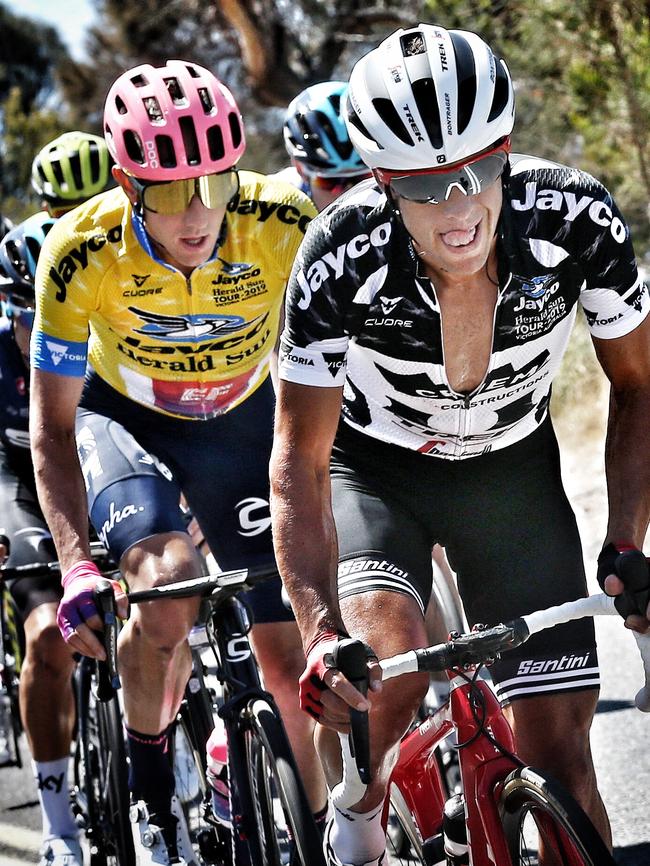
[0,541,114,582]
[332,592,650,809]
[127,564,279,604]
[89,565,280,699]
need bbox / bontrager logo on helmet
[103,60,246,181]
[344,24,515,172]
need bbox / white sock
[33,757,77,841]
[330,802,385,864]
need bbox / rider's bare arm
[593,312,650,622]
[30,368,91,571]
[270,380,344,648]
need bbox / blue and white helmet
[346,24,515,170]
[283,81,368,178]
[0,211,57,305]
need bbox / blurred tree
[1,87,69,221]
[0,2,68,111]
[0,3,70,215]
[58,0,424,171]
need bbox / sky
[18,0,96,61]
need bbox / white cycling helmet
[345,24,515,171]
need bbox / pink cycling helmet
[103,60,246,181]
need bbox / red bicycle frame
[390,672,520,866]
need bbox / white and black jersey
[280,154,650,459]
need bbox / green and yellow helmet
[31,130,114,216]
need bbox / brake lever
[93,577,121,700]
[332,638,372,785]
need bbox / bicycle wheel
[243,699,326,866]
[386,784,429,866]
[500,766,616,866]
[72,662,135,866]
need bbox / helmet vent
[123,130,146,165]
[88,142,101,180]
[346,101,378,150]
[449,32,477,136]
[207,125,225,161]
[186,64,201,78]
[372,98,413,147]
[130,74,149,88]
[156,135,177,168]
[198,87,214,114]
[400,33,426,56]
[179,116,200,165]
[144,96,164,123]
[164,76,186,105]
[411,78,442,149]
[488,61,510,122]
[69,153,83,191]
[228,113,243,150]
[115,95,128,116]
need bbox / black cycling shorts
[76,372,291,624]
[0,443,59,619]
[330,418,598,704]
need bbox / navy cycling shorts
[76,372,291,624]
[330,417,598,705]
[0,443,60,619]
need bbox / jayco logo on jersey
[236,497,271,537]
[296,222,392,310]
[50,225,123,301]
[513,278,560,312]
[511,183,626,243]
[515,274,556,299]
[226,196,312,233]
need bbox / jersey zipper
[435,271,512,458]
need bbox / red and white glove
[299,630,348,720]
[56,560,123,644]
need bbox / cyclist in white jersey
[270,24,650,866]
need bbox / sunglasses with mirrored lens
[310,174,369,194]
[131,171,240,215]
[377,143,510,205]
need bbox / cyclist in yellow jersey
[30,60,324,866]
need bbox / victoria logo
[46,341,68,366]
[322,352,346,377]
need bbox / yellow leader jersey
[32,171,316,419]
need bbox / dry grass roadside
[551,311,609,564]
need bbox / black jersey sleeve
[509,157,649,339]
[280,182,393,387]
